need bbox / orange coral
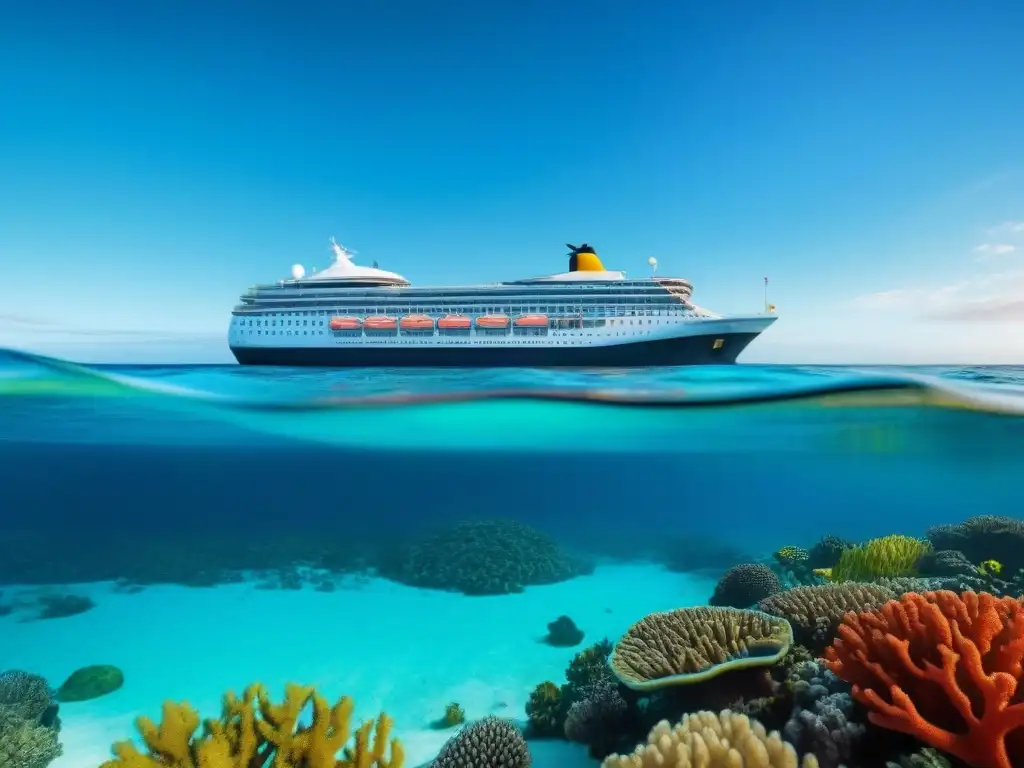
[824,590,1024,768]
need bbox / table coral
[99,682,404,768]
[609,607,792,691]
[824,590,1024,768]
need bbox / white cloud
[986,220,1024,237]
[851,269,1024,322]
[973,242,1016,260]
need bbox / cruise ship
[228,240,777,367]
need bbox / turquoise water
[1,347,1022,768]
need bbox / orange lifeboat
[399,314,435,331]
[475,314,510,329]
[513,314,549,328]
[437,314,471,331]
[328,316,362,331]
[363,316,398,331]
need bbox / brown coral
[0,713,62,768]
[99,682,403,768]
[601,709,819,768]
[758,583,896,651]
[609,607,792,691]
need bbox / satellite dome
[291,264,306,280]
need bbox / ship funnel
[566,243,606,272]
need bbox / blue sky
[2,0,1024,364]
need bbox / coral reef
[381,518,591,595]
[99,682,403,767]
[542,615,583,647]
[601,709,818,767]
[710,564,785,608]
[825,590,1024,768]
[433,716,530,768]
[886,748,955,768]
[610,607,792,691]
[926,515,1024,574]
[565,638,614,697]
[524,682,563,737]
[829,535,931,583]
[758,583,897,652]
[430,702,465,730]
[0,670,62,768]
[659,536,755,576]
[564,676,630,759]
[33,594,95,620]
[806,537,852,571]
[782,659,865,768]
[54,665,124,703]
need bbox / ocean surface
[1,347,1023,768]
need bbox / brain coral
[610,607,792,691]
[385,518,591,595]
[710,564,784,608]
[601,709,819,768]
[757,583,897,651]
[434,716,531,768]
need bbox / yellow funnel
[567,243,606,272]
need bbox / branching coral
[524,682,563,737]
[0,670,62,768]
[830,535,931,583]
[824,590,1024,768]
[601,709,819,768]
[563,677,629,759]
[610,607,792,691]
[99,682,403,768]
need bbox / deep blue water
[1,347,1023,586]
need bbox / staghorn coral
[782,659,865,768]
[757,583,896,652]
[711,564,784,608]
[524,682,563,738]
[830,534,931,583]
[609,607,792,691]
[825,590,1024,768]
[433,716,530,768]
[601,709,819,768]
[382,518,591,595]
[99,682,403,768]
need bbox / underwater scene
[2,348,1024,768]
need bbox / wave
[2,347,1023,452]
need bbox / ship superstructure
[228,240,776,366]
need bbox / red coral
[824,590,1024,768]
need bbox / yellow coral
[980,558,1003,576]
[829,534,930,583]
[99,683,404,768]
[773,546,809,565]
